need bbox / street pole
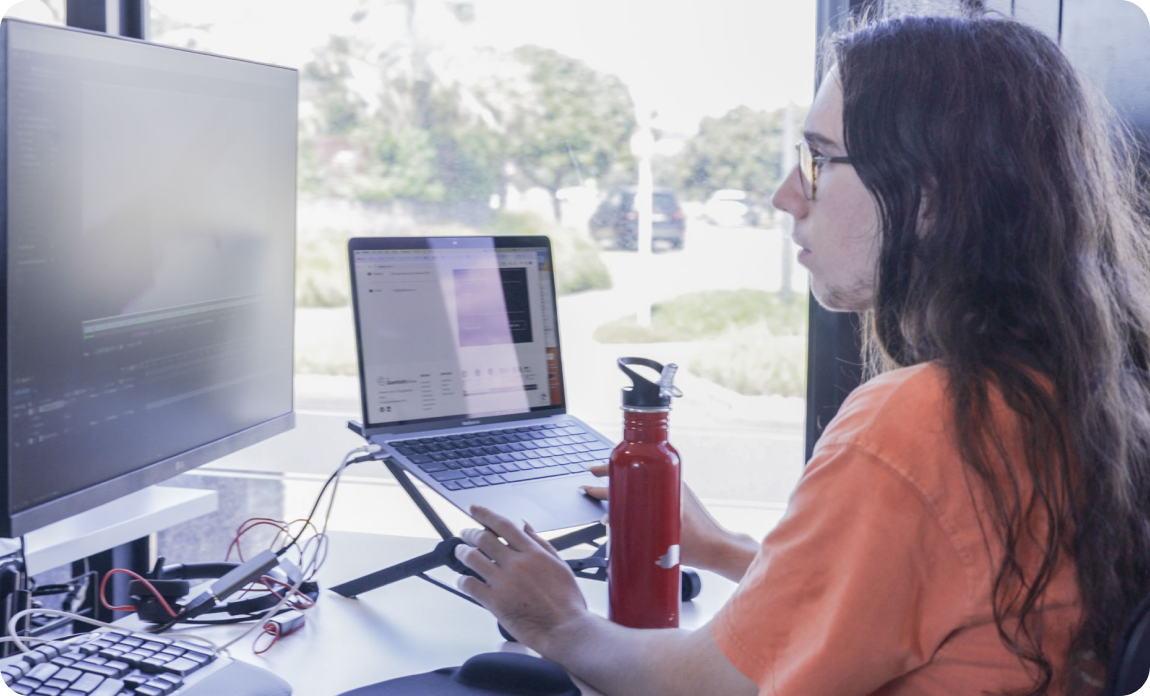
[780,100,796,303]
[631,102,655,327]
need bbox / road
[599,221,808,304]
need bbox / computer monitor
[0,19,298,538]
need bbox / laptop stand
[331,421,610,601]
[331,421,700,607]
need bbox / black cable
[152,449,377,635]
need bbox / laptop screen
[350,238,565,429]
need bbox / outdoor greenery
[295,7,637,220]
[594,289,808,397]
[295,210,609,308]
[593,289,807,343]
[689,328,807,398]
[656,104,808,208]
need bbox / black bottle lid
[618,357,683,409]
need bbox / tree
[663,104,808,207]
[506,46,637,220]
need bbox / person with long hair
[450,13,1150,695]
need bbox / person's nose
[773,165,809,220]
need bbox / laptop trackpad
[454,473,605,533]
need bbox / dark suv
[589,187,686,251]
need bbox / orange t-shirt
[713,362,1082,695]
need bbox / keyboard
[390,422,614,490]
[0,629,291,696]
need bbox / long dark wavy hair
[832,14,1150,695]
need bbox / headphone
[128,558,320,625]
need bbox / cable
[4,608,221,655]
[277,445,377,557]
[216,570,307,656]
[98,568,179,617]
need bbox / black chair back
[1103,594,1150,695]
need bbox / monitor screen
[0,20,298,537]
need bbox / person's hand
[582,464,758,581]
[454,505,591,655]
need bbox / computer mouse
[452,652,580,695]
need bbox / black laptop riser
[331,420,704,632]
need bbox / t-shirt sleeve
[712,442,972,695]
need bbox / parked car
[589,187,686,251]
[703,189,760,227]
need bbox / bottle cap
[617,357,683,409]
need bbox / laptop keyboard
[390,423,613,490]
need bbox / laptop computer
[348,235,611,532]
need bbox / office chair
[1102,594,1150,695]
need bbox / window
[4,0,64,25]
[146,0,817,544]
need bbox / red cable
[99,569,179,617]
[259,576,316,609]
[253,616,305,655]
[253,623,279,654]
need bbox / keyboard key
[158,657,205,677]
[418,462,448,473]
[90,678,127,696]
[442,481,462,491]
[503,465,568,483]
[431,470,465,482]
[27,663,59,682]
[483,474,506,485]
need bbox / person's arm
[582,465,758,582]
[454,505,758,696]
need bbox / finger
[461,527,510,564]
[588,464,608,477]
[580,485,608,501]
[453,541,498,582]
[523,523,561,559]
[470,505,534,552]
[456,574,492,607]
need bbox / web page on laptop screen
[354,246,561,426]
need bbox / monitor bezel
[0,18,299,539]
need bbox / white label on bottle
[655,545,680,569]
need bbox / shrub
[594,289,807,343]
[296,229,352,307]
[688,326,807,397]
[485,211,611,295]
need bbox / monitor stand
[16,485,218,576]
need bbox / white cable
[321,446,366,535]
[216,569,307,655]
[6,609,124,653]
[4,608,222,654]
[215,445,357,656]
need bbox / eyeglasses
[796,140,853,200]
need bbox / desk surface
[122,531,737,696]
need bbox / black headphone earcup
[128,578,190,601]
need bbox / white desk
[121,531,737,695]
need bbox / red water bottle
[608,357,683,629]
